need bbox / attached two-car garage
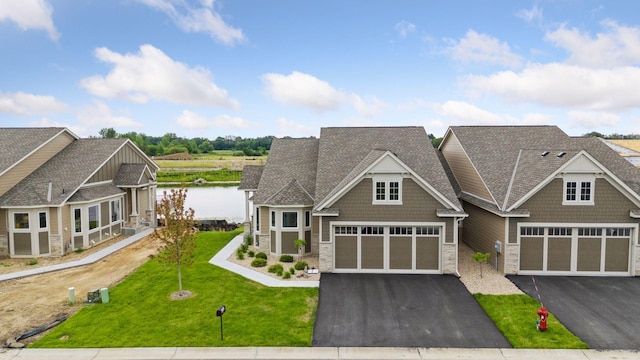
[332,224,442,273]
[518,224,635,275]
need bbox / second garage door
[334,225,441,273]
[518,225,632,275]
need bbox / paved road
[312,274,511,348]
[509,276,640,350]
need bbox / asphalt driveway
[312,274,511,348]
[508,276,640,350]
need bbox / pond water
[156,186,247,223]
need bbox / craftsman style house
[439,126,640,276]
[240,127,467,274]
[0,128,159,258]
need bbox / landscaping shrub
[294,261,308,271]
[256,252,267,259]
[240,243,248,253]
[279,254,294,262]
[283,271,291,279]
[289,267,295,275]
[236,248,245,260]
[244,234,253,245]
[248,250,255,257]
[251,258,267,267]
[268,263,284,274]
[277,270,283,276]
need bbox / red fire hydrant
[536,306,548,332]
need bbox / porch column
[130,188,139,226]
[243,190,251,236]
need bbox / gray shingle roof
[252,138,319,205]
[0,138,128,207]
[264,179,314,206]
[68,183,125,203]
[238,165,264,190]
[315,127,461,209]
[114,164,149,186]
[448,126,640,211]
[0,128,70,175]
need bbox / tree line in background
[98,127,639,158]
[97,127,274,157]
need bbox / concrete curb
[2,347,639,360]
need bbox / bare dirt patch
[0,235,162,346]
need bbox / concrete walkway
[2,347,639,359]
[0,229,153,282]
[209,234,319,287]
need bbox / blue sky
[1,0,640,139]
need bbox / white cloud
[546,20,640,68]
[276,117,316,137]
[568,111,620,129]
[28,118,85,137]
[434,100,504,125]
[138,0,245,46]
[0,91,67,115]
[445,30,523,68]
[516,5,543,24]
[79,44,240,108]
[262,71,385,117]
[464,63,640,111]
[176,110,252,130]
[76,100,143,129]
[395,20,416,38]
[0,0,59,40]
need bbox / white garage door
[333,225,441,273]
[518,225,633,275]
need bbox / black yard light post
[216,305,226,341]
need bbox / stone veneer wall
[319,242,332,272]
[0,235,7,256]
[636,245,640,276]
[258,234,270,253]
[504,243,519,274]
[441,243,457,274]
[50,235,63,257]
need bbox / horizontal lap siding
[461,200,505,272]
[441,133,493,201]
[0,132,74,195]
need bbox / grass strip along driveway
[474,294,587,349]
[33,230,318,348]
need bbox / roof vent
[541,151,549,157]
[557,152,566,158]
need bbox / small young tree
[294,238,306,262]
[472,252,490,279]
[152,186,198,299]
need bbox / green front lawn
[33,230,318,348]
[475,294,588,349]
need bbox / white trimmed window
[563,176,594,205]
[372,176,402,204]
[282,211,298,228]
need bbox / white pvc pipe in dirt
[68,287,75,304]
